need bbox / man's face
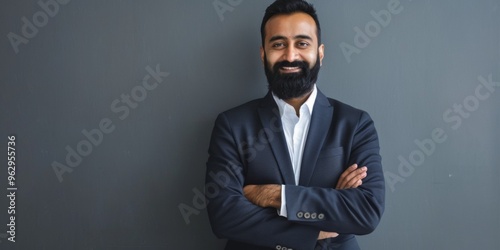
[261,12,324,100]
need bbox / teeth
[282,67,299,70]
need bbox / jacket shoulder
[216,97,266,124]
[327,98,369,118]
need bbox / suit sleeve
[206,113,319,249]
[285,111,385,234]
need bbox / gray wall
[1,0,499,249]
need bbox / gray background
[1,0,499,249]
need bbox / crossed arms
[206,110,385,249]
[243,163,368,240]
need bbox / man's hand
[243,184,281,209]
[319,163,367,240]
[335,164,367,189]
[318,231,339,240]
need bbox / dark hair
[260,0,321,46]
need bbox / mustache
[272,60,309,73]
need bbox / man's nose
[283,45,298,62]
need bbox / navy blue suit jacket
[206,89,385,250]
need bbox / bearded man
[205,1,385,249]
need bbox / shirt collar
[272,84,317,117]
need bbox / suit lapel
[299,90,333,186]
[257,92,296,185]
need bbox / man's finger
[344,166,367,188]
[318,231,339,240]
[344,168,367,188]
[336,164,358,189]
[337,165,367,189]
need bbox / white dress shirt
[272,85,317,217]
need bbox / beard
[264,54,321,100]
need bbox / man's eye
[272,43,285,48]
[298,42,309,47]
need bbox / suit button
[311,213,317,219]
[304,212,310,219]
[318,213,325,220]
[297,212,303,218]
[276,245,282,250]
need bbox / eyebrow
[268,34,313,43]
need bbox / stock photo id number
[6,135,17,243]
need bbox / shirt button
[304,212,311,219]
[297,212,304,218]
[276,245,282,250]
[311,213,317,219]
[318,213,325,220]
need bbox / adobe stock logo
[385,74,499,192]
[213,0,243,21]
[7,0,71,54]
[51,64,169,183]
[178,109,283,225]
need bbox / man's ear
[260,46,265,65]
[318,44,325,66]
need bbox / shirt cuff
[278,184,287,217]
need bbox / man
[206,0,385,249]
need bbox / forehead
[264,12,318,42]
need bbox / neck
[284,88,314,116]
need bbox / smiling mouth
[280,66,301,73]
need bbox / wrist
[267,184,281,209]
